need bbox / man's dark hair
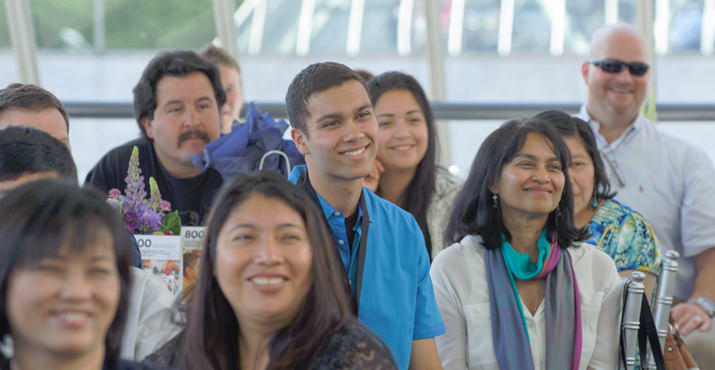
[534,110,616,206]
[199,44,241,75]
[0,126,77,183]
[132,50,227,139]
[0,83,69,131]
[285,62,366,134]
[445,118,589,250]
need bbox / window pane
[669,0,702,53]
[260,0,301,54]
[410,0,428,54]
[236,2,253,55]
[618,0,637,24]
[28,0,217,101]
[310,0,351,54]
[462,0,500,53]
[0,1,19,86]
[563,1,604,55]
[361,0,400,54]
[511,0,550,53]
[70,118,140,182]
[29,0,93,49]
[104,0,215,49]
[0,2,11,47]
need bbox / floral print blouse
[587,198,662,277]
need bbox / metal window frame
[212,0,239,59]
[63,101,715,122]
[5,0,40,85]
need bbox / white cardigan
[430,235,623,370]
[122,267,182,360]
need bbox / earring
[554,204,561,230]
[491,193,498,209]
[591,194,598,208]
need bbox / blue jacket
[289,166,444,369]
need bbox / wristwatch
[689,297,715,317]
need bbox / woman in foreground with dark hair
[367,71,461,258]
[430,119,622,369]
[146,171,396,369]
[0,180,147,370]
[535,110,661,294]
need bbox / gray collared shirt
[576,105,715,297]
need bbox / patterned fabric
[587,198,662,276]
[426,167,462,258]
[143,320,397,369]
[307,320,398,369]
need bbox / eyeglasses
[589,58,650,77]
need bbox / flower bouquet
[107,146,183,295]
[107,146,181,235]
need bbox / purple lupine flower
[106,146,177,235]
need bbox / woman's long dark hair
[444,118,589,250]
[0,180,132,368]
[368,71,438,255]
[180,171,353,370]
[534,110,616,205]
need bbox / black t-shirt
[85,138,223,226]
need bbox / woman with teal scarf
[431,118,623,369]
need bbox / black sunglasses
[589,58,650,77]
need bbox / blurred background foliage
[24,0,240,49]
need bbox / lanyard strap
[296,171,368,314]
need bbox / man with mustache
[86,50,225,226]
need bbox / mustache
[177,130,211,146]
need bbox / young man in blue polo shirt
[285,62,444,370]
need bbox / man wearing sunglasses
[577,23,715,365]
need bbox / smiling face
[6,229,120,358]
[374,89,429,172]
[583,27,649,125]
[217,64,243,133]
[215,194,312,329]
[292,79,378,187]
[563,135,596,218]
[491,133,565,221]
[141,72,221,178]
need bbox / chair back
[647,250,680,369]
[621,271,647,369]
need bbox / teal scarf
[485,230,582,370]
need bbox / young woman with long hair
[367,71,461,258]
[146,171,396,369]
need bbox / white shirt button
[334,211,341,216]
[338,240,345,245]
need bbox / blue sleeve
[412,229,446,340]
[127,230,142,268]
